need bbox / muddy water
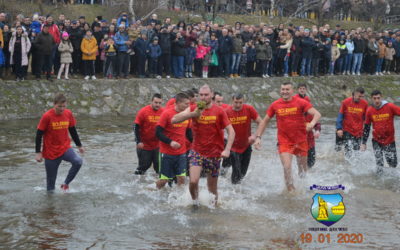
[1,115,400,249]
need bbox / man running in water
[295,83,321,168]
[35,93,84,191]
[361,90,400,173]
[172,85,235,206]
[213,91,230,109]
[225,93,262,184]
[254,82,321,192]
[134,94,164,175]
[156,93,192,188]
[335,87,368,159]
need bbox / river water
[1,115,400,249]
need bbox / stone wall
[1,76,400,120]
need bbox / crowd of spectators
[0,11,400,81]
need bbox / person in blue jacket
[114,24,131,78]
[147,36,162,78]
[134,33,149,78]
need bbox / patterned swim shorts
[188,150,221,177]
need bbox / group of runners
[35,83,400,206]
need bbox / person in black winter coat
[134,33,149,78]
[158,27,173,78]
[171,32,186,78]
[300,29,315,76]
[68,21,84,75]
[217,28,233,77]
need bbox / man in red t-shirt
[134,94,164,175]
[213,91,230,110]
[254,82,321,192]
[155,93,192,189]
[295,83,321,168]
[225,93,262,184]
[336,87,368,159]
[172,85,235,206]
[35,93,85,191]
[361,90,400,172]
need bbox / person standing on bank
[9,26,31,81]
[35,93,84,192]
[134,94,164,175]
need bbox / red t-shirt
[225,104,259,153]
[165,98,176,108]
[157,108,190,155]
[190,104,231,157]
[37,109,76,160]
[339,97,368,137]
[134,105,164,150]
[267,97,312,145]
[218,103,230,110]
[295,94,320,149]
[365,103,400,145]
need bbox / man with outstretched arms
[172,85,235,206]
[361,90,400,172]
[35,93,84,192]
[336,87,368,159]
[254,82,321,192]
[134,93,164,175]
[224,93,262,184]
[295,83,321,168]
[155,93,192,188]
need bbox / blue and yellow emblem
[311,193,345,227]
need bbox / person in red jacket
[134,94,164,175]
[336,87,368,159]
[155,92,192,189]
[254,82,321,192]
[361,90,400,173]
[225,93,262,184]
[295,83,321,168]
[35,93,84,192]
[172,85,235,206]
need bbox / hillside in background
[0,1,398,30]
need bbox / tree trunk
[129,0,136,22]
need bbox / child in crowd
[81,30,98,80]
[246,40,256,77]
[239,46,247,77]
[185,41,196,78]
[330,39,340,75]
[384,40,395,75]
[57,32,74,80]
[147,36,162,79]
[104,37,118,78]
[201,41,211,78]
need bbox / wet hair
[152,93,162,100]
[297,83,307,89]
[191,87,198,94]
[281,82,293,87]
[54,93,67,104]
[353,87,365,95]
[175,92,189,103]
[371,90,382,96]
[185,89,195,98]
[212,91,222,100]
[232,93,244,100]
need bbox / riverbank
[1,75,400,120]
